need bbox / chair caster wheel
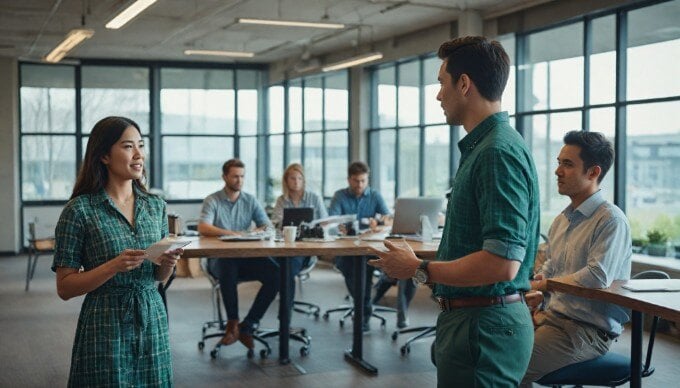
[323,312,330,320]
[300,329,307,336]
[400,345,410,355]
[260,348,270,359]
[210,349,219,359]
[198,341,205,350]
[300,346,310,357]
[391,332,398,341]
[247,348,255,359]
[314,311,320,319]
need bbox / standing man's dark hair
[222,158,245,176]
[437,36,510,102]
[563,131,614,183]
[348,161,370,177]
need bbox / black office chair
[323,269,397,329]
[25,221,55,291]
[293,256,321,318]
[536,270,670,387]
[197,258,312,359]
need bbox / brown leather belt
[437,293,525,311]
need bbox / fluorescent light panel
[184,49,254,58]
[237,17,344,29]
[106,0,157,29]
[44,28,94,63]
[322,52,383,72]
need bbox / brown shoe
[219,319,239,346]
[238,322,255,349]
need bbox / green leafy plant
[646,229,669,245]
[632,237,648,247]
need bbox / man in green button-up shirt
[370,36,540,387]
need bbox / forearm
[155,264,174,282]
[429,250,521,287]
[56,262,117,300]
[198,222,239,237]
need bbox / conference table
[179,236,438,375]
[547,278,680,388]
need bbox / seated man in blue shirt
[198,159,279,350]
[520,131,632,387]
[330,161,390,332]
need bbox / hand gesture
[158,248,183,269]
[111,249,146,273]
[368,240,420,279]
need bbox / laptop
[282,207,314,228]
[390,197,443,240]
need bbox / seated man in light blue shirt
[330,161,390,332]
[520,131,632,387]
[198,159,279,351]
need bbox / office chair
[197,258,312,359]
[323,269,397,329]
[535,270,670,387]
[25,221,55,291]
[293,256,321,318]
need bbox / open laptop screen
[281,207,314,228]
[391,197,443,235]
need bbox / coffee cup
[283,226,298,243]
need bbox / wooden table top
[181,236,439,259]
[547,278,680,323]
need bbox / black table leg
[344,256,378,375]
[630,310,642,388]
[158,268,176,317]
[279,258,291,365]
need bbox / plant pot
[632,245,645,254]
[647,243,668,257]
[674,245,680,259]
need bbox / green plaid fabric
[53,187,173,388]
[434,112,540,298]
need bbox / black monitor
[281,207,314,228]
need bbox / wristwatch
[413,260,431,285]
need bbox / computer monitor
[281,207,314,228]
[391,197,443,235]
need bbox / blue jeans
[335,256,373,321]
[208,257,280,334]
[276,256,306,314]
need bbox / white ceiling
[0,0,545,64]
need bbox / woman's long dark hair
[70,116,148,199]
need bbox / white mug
[283,226,298,243]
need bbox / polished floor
[1,254,679,387]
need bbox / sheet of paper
[145,238,191,265]
[621,279,680,292]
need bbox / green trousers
[435,302,534,388]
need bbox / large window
[266,71,349,205]
[368,56,457,206]
[20,62,266,205]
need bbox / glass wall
[368,56,460,207]
[266,71,349,206]
[20,62,266,204]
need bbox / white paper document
[621,279,680,292]
[145,238,191,265]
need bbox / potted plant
[674,242,680,259]
[646,229,669,257]
[632,237,647,254]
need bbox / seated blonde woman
[271,163,328,309]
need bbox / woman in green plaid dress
[52,117,180,387]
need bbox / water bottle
[420,215,433,243]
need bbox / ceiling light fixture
[184,49,255,58]
[44,28,94,63]
[237,17,345,29]
[106,0,157,29]
[322,52,383,72]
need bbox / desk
[180,237,438,374]
[547,279,680,388]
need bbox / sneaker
[397,317,410,329]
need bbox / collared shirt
[329,187,390,228]
[540,190,632,335]
[434,112,540,298]
[200,189,271,231]
[271,190,328,228]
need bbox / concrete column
[458,10,483,37]
[349,66,370,163]
[0,57,20,254]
